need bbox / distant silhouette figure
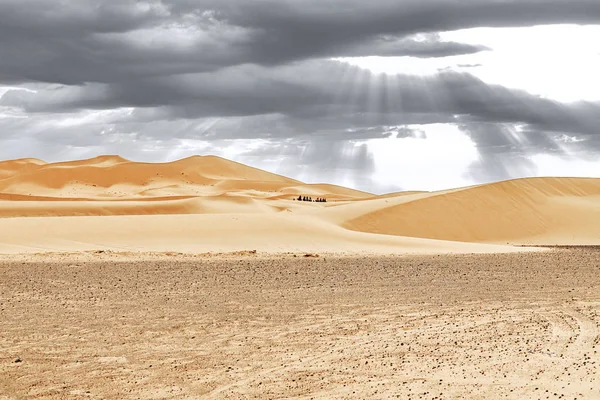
[297,195,302,201]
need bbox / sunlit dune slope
[0,155,300,194]
[343,177,600,244]
[0,158,46,179]
[47,155,130,167]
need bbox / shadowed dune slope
[343,177,600,244]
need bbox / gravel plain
[1,249,600,399]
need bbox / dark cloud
[171,0,600,66]
[2,0,600,84]
[4,62,599,143]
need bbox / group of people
[296,195,327,202]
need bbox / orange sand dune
[0,157,46,179]
[344,177,600,244]
[0,157,46,168]
[0,155,599,253]
[48,155,130,167]
[0,195,286,218]
[0,155,299,194]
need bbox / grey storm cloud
[4,61,600,142]
[2,0,600,85]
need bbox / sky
[1,0,600,193]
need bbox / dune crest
[0,155,599,253]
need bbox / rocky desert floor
[1,249,600,399]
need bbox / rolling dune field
[0,155,599,253]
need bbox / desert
[1,155,599,253]
[1,155,600,399]
[4,0,600,398]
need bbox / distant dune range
[0,155,598,254]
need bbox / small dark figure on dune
[295,195,326,202]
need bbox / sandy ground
[0,214,530,255]
[2,249,600,399]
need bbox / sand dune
[363,190,429,200]
[344,177,600,244]
[0,158,46,179]
[0,155,599,253]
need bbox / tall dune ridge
[0,155,599,254]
